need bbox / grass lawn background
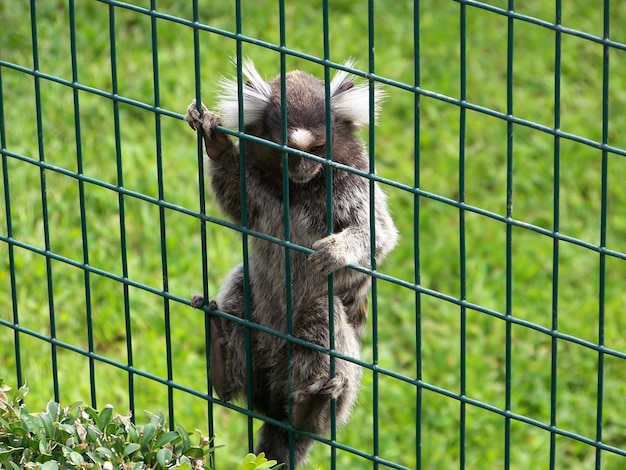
[1,1,626,468]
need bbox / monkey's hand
[308,233,353,275]
[293,374,349,402]
[184,100,233,160]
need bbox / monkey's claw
[184,100,209,131]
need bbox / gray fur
[184,61,397,469]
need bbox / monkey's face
[289,127,326,184]
[280,126,328,185]
[261,72,328,184]
[259,128,326,184]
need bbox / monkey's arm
[185,100,243,221]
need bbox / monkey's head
[217,60,384,184]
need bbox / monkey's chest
[250,202,327,247]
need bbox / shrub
[0,381,280,470]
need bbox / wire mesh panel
[1,1,626,468]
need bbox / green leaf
[154,431,179,449]
[128,424,139,443]
[146,411,166,428]
[39,407,55,438]
[241,452,256,470]
[11,425,27,437]
[40,461,59,470]
[95,446,115,460]
[175,424,191,450]
[111,435,126,457]
[58,423,78,438]
[118,414,139,442]
[255,461,279,469]
[14,384,29,403]
[64,402,83,417]
[156,447,172,468]
[45,401,60,421]
[86,451,105,465]
[83,406,100,429]
[141,423,157,449]
[183,447,204,459]
[241,453,280,470]
[123,442,141,457]
[86,424,101,443]
[143,450,156,465]
[39,439,50,456]
[98,405,114,431]
[69,451,84,466]
[104,421,119,436]
[20,413,36,433]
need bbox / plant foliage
[0,381,280,470]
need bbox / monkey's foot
[190,294,218,311]
[190,293,204,309]
[294,374,349,402]
[184,100,232,160]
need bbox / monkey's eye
[310,145,325,154]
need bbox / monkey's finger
[308,252,342,275]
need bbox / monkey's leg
[191,296,228,396]
[184,100,243,222]
[191,263,250,402]
[255,422,314,470]
[289,297,362,436]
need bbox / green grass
[2,1,626,468]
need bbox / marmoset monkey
[184,60,397,469]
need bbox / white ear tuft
[330,59,385,128]
[216,58,272,128]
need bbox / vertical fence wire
[321,1,338,467]
[596,1,611,467]
[413,1,423,469]
[190,0,216,458]
[68,0,97,407]
[233,0,256,452]
[549,0,562,469]
[276,3,296,466]
[458,3,468,469]
[549,2,562,468]
[504,1,515,467]
[149,0,175,429]
[0,66,23,391]
[366,2,380,469]
[29,0,60,404]
[107,3,135,422]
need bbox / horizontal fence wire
[1,0,626,469]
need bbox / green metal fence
[2,1,626,468]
